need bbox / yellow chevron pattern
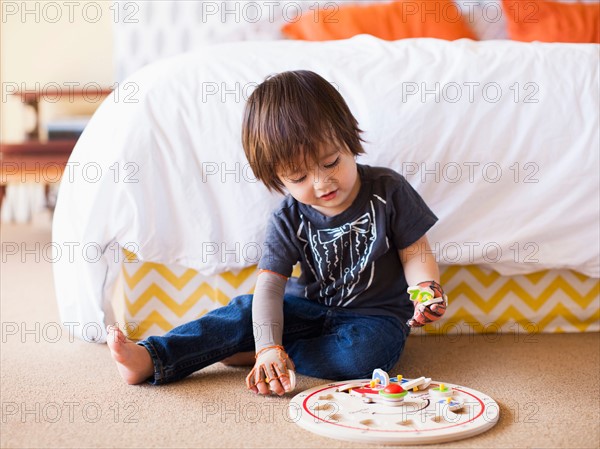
[424,265,600,335]
[118,256,599,340]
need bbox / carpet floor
[1,218,599,448]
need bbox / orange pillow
[282,0,476,41]
[502,0,600,43]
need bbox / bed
[52,1,600,342]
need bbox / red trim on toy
[302,382,486,433]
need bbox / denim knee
[324,317,407,380]
[228,294,253,310]
[331,347,403,380]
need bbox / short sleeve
[258,209,301,277]
[388,176,438,250]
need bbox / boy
[107,70,447,396]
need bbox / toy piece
[379,383,408,401]
[437,396,465,412]
[406,281,447,315]
[346,369,412,406]
[430,383,453,398]
[401,376,426,391]
[407,284,435,305]
[390,375,432,391]
[406,281,448,328]
[421,378,432,389]
[372,368,390,387]
[336,382,366,393]
[407,281,446,308]
[349,383,408,407]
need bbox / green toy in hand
[407,280,448,328]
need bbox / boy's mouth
[320,190,338,201]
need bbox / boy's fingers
[280,378,291,393]
[257,383,270,395]
[416,314,432,324]
[423,304,446,321]
[412,311,433,325]
[247,350,296,395]
[261,364,284,396]
[422,310,440,321]
[408,319,424,328]
[274,364,291,393]
[269,379,285,396]
[408,315,425,327]
[265,364,286,396]
[414,306,428,321]
[245,368,256,390]
[429,303,446,315]
[255,371,270,395]
[246,366,270,395]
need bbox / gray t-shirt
[258,164,438,321]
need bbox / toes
[107,325,125,344]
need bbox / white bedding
[52,36,599,341]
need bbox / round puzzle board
[289,378,499,445]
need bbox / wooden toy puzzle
[288,369,499,445]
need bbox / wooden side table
[14,87,113,140]
[1,87,113,214]
[0,140,75,210]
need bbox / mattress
[53,37,600,343]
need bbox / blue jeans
[138,294,411,385]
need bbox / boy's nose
[313,172,331,192]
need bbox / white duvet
[52,36,599,342]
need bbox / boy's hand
[246,345,296,396]
[407,281,448,328]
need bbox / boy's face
[277,144,361,217]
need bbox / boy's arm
[252,270,286,350]
[246,270,295,396]
[399,235,447,328]
[399,235,439,285]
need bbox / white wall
[1,0,115,142]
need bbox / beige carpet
[1,217,599,449]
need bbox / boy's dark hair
[242,70,365,194]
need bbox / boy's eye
[324,156,340,169]
[289,175,307,184]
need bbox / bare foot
[106,325,154,385]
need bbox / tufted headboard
[112,0,598,81]
[112,0,323,81]
[111,0,517,82]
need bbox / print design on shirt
[298,198,382,307]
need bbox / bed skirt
[117,251,599,341]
